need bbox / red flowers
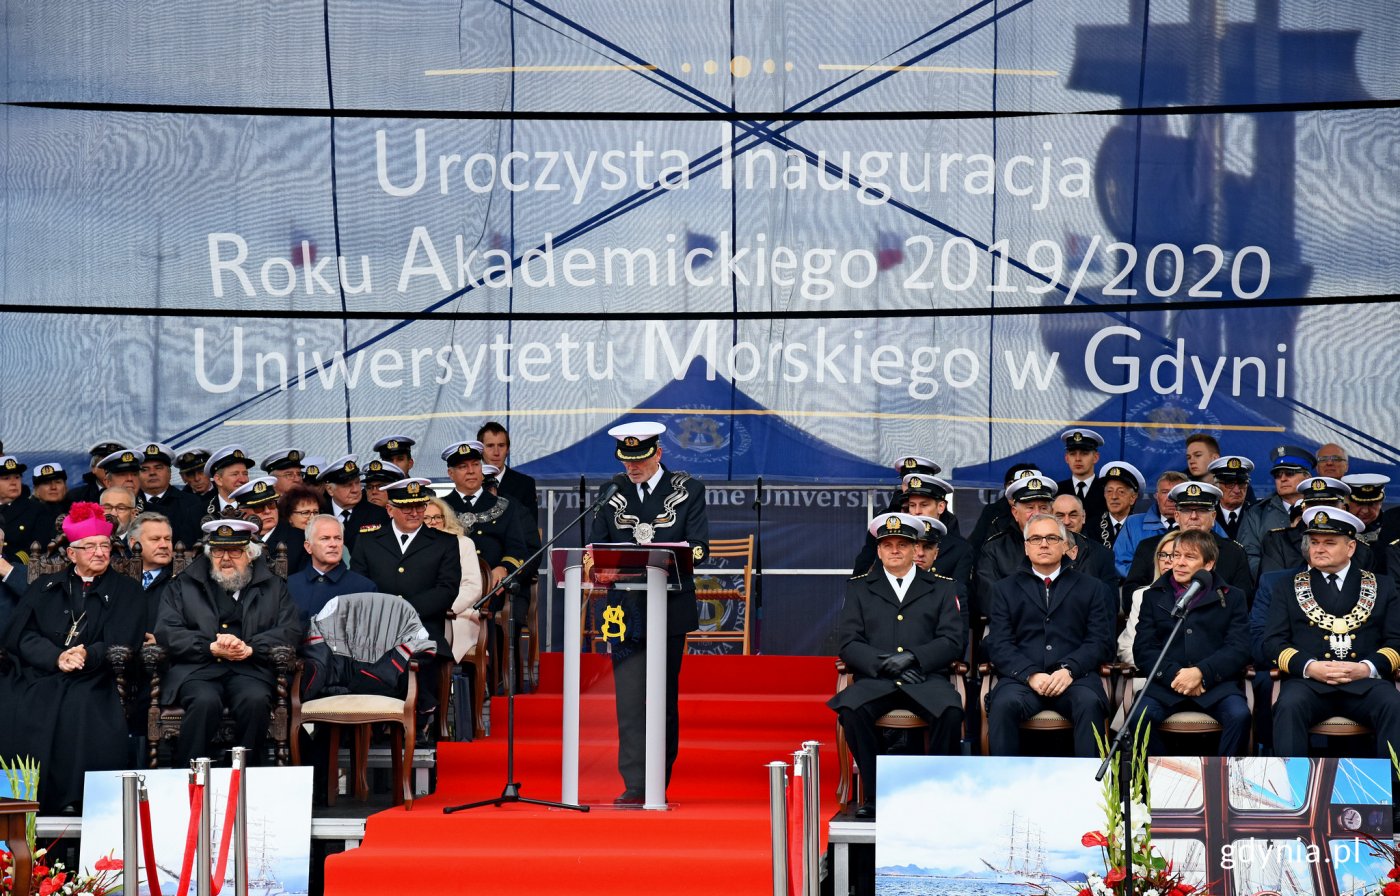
[1081,831,1109,848]
[1382,881,1400,896]
[1170,885,1196,896]
[94,855,122,871]
[1389,866,1400,880]
[38,870,67,895]
[1105,867,1126,885]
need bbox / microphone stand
[443,482,619,814]
[1095,575,1205,887]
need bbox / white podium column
[644,560,669,809]
[561,560,583,805]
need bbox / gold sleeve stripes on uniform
[1278,648,1299,675]
[1379,648,1400,672]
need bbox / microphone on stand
[1171,569,1214,618]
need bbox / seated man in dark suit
[985,513,1115,757]
[829,513,964,819]
[155,519,302,766]
[1262,507,1400,762]
[286,514,377,624]
[1126,529,1251,755]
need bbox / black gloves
[878,652,924,683]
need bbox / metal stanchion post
[195,758,213,896]
[768,762,789,896]
[231,747,249,896]
[802,741,822,896]
[120,773,140,896]
[791,749,809,896]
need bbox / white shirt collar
[638,467,665,498]
[1322,562,1353,584]
[884,567,915,602]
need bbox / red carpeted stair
[323,653,839,895]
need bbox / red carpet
[323,652,840,895]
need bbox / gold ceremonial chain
[456,494,509,532]
[1295,569,1377,659]
[608,472,692,544]
[600,605,627,641]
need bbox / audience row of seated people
[0,426,533,813]
[833,432,1400,818]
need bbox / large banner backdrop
[4,0,1400,485]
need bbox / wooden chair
[441,556,493,740]
[977,663,1117,755]
[142,643,299,767]
[1117,665,1254,749]
[1269,668,1385,743]
[686,535,755,654]
[289,593,425,812]
[833,659,968,809]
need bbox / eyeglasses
[423,514,445,525]
[1025,534,1065,546]
[100,504,135,513]
[1156,551,1175,560]
[211,547,246,558]
[394,505,426,515]
[289,509,317,518]
[1165,552,1203,562]
[1316,454,1346,463]
[70,541,112,553]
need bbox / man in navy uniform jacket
[985,513,1115,757]
[1263,506,1400,760]
[1127,529,1251,755]
[829,512,964,819]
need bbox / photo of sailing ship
[79,767,313,896]
[875,756,1102,896]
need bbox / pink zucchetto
[63,502,114,543]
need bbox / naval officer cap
[867,512,922,542]
[481,464,501,486]
[1343,473,1389,504]
[300,455,327,484]
[1006,475,1057,503]
[202,517,259,547]
[1296,476,1350,505]
[902,473,953,501]
[98,449,142,474]
[138,442,175,467]
[361,459,404,484]
[88,440,126,459]
[374,435,416,459]
[385,477,434,506]
[893,455,941,477]
[205,445,252,478]
[231,477,278,508]
[1207,456,1254,483]
[319,455,361,484]
[1168,480,1223,509]
[1270,445,1316,474]
[0,456,27,478]
[441,440,484,465]
[610,422,666,462]
[1061,428,1105,451]
[175,448,211,475]
[1097,461,1145,493]
[1301,506,1363,539]
[912,515,948,544]
[260,448,304,473]
[31,462,66,484]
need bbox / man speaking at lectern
[588,421,709,806]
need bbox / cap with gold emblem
[384,477,434,506]
[319,455,361,485]
[1296,476,1350,506]
[32,462,66,484]
[1097,461,1145,493]
[373,435,416,460]
[88,440,126,459]
[1060,428,1105,451]
[0,456,27,477]
[893,455,941,477]
[1301,506,1363,538]
[1006,476,1058,503]
[867,512,922,541]
[609,422,666,462]
[175,448,211,475]
[1342,473,1389,504]
[231,477,279,508]
[201,517,259,547]
[98,449,142,474]
[912,515,948,544]
[300,455,327,484]
[1207,455,1254,483]
[1168,481,1223,508]
[260,448,304,474]
[901,473,953,501]
[440,441,484,465]
[482,464,501,486]
[362,459,404,485]
[205,445,252,478]
[1270,445,1316,474]
[138,442,175,466]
